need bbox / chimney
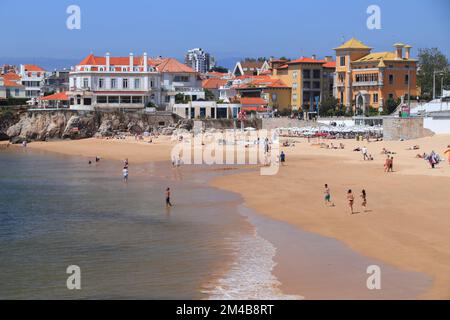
[106,52,110,69]
[312,54,317,60]
[404,45,412,60]
[129,52,134,69]
[394,43,404,60]
[143,52,148,70]
[325,56,333,62]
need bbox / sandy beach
[9,134,450,299]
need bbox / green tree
[417,48,449,100]
[210,66,228,73]
[319,96,338,116]
[204,89,215,101]
[384,98,400,115]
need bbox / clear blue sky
[0,0,448,62]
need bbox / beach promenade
[7,133,449,299]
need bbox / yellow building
[272,56,335,115]
[334,38,418,113]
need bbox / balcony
[352,81,379,87]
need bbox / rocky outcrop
[0,109,20,141]
[6,110,182,143]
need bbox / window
[340,56,345,66]
[108,96,119,103]
[97,96,107,103]
[405,74,409,85]
[174,75,189,82]
[292,82,298,89]
[83,78,89,88]
[83,98,92,105]
[15,89,19,96]
[134,78,140,89]
[150,80,154,88]
[388,93,394,99]
[132,96,142,104]
[303,69,311,79]
[313,81,321,89]
[389,75,394,85]
[292,93,298,102]
[313,70,321,79]
[303,81,311,89]
[98,78,104,89]
[120,96,131,103]
[122,79,128,88]
[373,93,378,103]
[292,71,298,79]
[111,78,117,89]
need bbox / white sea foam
[203,228,303,300]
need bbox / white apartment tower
[185,48,215,74]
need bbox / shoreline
[7,134,450,299]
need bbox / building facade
[233,60,270,77]
[272,56,336,114]
[68,53,203,111]
[41,70,70,94]
[19,64,48,99]
[184,48,215,74]
[333,38,418,113]
[0,72,26,99]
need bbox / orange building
[334,38,418,113]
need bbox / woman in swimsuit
[347,189,354,214]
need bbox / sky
[0,0,449,67]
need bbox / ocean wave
[202,228,303,300]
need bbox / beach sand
[211,134,450,299]
[15,134,450,299]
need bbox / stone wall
[383,117,433,141]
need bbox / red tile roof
[2,72,21,81]
[322,61,336,68]
[240,97,268,106]
[3,79,24,87]
[155,58,196,73]
[202,78,228,89]
[287,57,325,65]
[24,64,45,72]
[40,92,69,101]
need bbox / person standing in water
[347,189,355,214]
[360,189,367,212]
[123,167,129,182]
[324,184,334,207]
[166,188,173,207]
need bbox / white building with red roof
[19,64,49,100]
[0,72,26,100]
[68,52,204,111]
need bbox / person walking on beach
[347,190,355,214]
[123,167,129,182]
[166,187,173,207]
[360,189,367,212]
[324,184,334,207]
[280,151,286,165]
[124,158,129,169]
[384,156,390,172]
[362,146,369,161]
[388,157,394,172]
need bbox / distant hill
[0,57,81,71]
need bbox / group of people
[324,184,368,214]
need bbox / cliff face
[0,109,20,141]
[5,110,183,143]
